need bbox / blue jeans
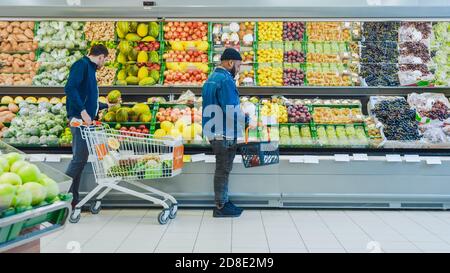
[65,126,89,206]
[210,140,238,207]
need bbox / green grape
[300,125,311,138]
[290,125,300,137]
[336,126,346,138]
[326,126,337,139]
[345,125,356,138]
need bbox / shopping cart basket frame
[69,124,184,225]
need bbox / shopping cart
[69,124,184,225]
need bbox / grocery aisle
[42,209,450,253]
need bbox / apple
[39,177,59,201]
[0,183,16,208]
[10,160,29,173]
[5,152,25,166]
[11,186,32,208]
[21,182,46,206]
[17,164,41,183]
[0,157,9,172]
[0,172,22,186]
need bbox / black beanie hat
[220,48,242,61]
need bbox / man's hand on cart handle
[81,110,92,126]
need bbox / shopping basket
[240,127,279,168]
[69,123,184,225]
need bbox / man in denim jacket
[202,48,246,217]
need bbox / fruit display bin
[278,122,318,148]
[0,141,72,252]
[314,122,370,148]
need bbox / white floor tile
[41,209,450,253]
[232,247,269,253]
[414,242,450,252]
[303,239,343,249]
[270,248,308,253]
[193,246,231,253]
[384,249,422,253]
[309,248,346,253]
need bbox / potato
[0,22,8,28]
[15,34,27,41]
[10,22,19,28]
[12,27,21,34]
[6,25,12,33]
[24,29,33,39]
[20,22,28,30]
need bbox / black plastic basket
[240,141,279,168]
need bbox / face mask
[229,65,237,78]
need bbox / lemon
[107,137,120,150]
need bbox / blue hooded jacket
[202,68,246,140]
[64,56,106,119]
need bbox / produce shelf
[0,141,73,251]
[0,86,448,97]
[0,199,71,252]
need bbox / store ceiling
[0,0,448,19]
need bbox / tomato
[142,128,149,134]
[129,126,136,131]
[139,125,146,130]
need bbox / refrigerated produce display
[0,0,448,213]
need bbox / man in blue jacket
[202,48,246,217]
[64,44,109,208]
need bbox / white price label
[353,154,369,161]
[304,155,319,164]
[204,155,216,163]
[334,154,350,162]
[191,153,206,162]
[233,157,243,164]
[29,154,46,162]
[46,154,61,162]
[404,155,420,163]
[386,154,402,162]
[288,156,304,163]
[426,157,442,165]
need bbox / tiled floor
[41,209,450,253]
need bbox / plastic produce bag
[176,90,196,105]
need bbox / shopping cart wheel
[169,204,178,219]
[69,209,81,224]
[158,209,170,225]
[90,200,102,214]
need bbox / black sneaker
[228,201,243,214]
[213,202,243,218]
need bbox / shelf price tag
[46,154,61,162]
[426,157,442,165]
[304,155,319,164]
[233,157,243,164]
[288,156,304,163]
[386,154,402,162]
[404,155,421,163]
[29,154,46,162]
[204,155,216,163]
[190,153,206,162]
[334,154,350,162]
[353,154,369,161]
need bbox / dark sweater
[64,56,106,119]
